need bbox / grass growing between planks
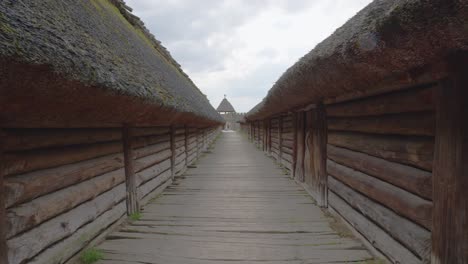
[80,248,104,264]
[129,212,142,221]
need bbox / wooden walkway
[97,131,372,264]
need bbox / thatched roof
[246,0,468,120]
[216,98,236,112]
[0,0,223,127]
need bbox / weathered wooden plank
[328,131,434,171]
[329,177,431,260]
[123,125,138,216]
[4,153,123,209]
[3,128,122,151]
[311,104,328,207]
[328,160,432,229]
[132,127,170,137]
[329,192,421,264]
[328,145,432,200]
[170,126,176,177]
[133,141,170,159]
[133,134,170,148]
[138,169,172,200]
[28,202,126,264]
[7,184,125,264]
[294,111,305,182]
[326,86,434,117]
[136,159,171,187]
[328,112,435,136]
[0,131,8,264]
[6,168,125,239]
[3,141,123,176]
[432,62,468,264]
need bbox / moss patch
[129,212,142,221]
[80,248,104,264]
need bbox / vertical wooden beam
[0,130,8,263]
[122,124,139,215]
[432,56,468,264]
[278,116,283,162]
[311,103,328,208]
[292,113,298,179]
[170,126,176,177]
[295,111,305,182]
[195,128,200,159]
[184,125,189,166]
[268,119,272,155]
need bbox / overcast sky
[126,0,372,112]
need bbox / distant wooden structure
[0,1,221,263]
[216,96,244,131]
[244,1,468,263]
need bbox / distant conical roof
[216,97,235,112]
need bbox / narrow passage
[97,131,372,264]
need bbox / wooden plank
[136,159,171,187]
[278,116,283,161]
[328,145,432,200]
[328,159,432,229]
[7,184,125,264]
[326,86,434,117]
[170,126,176,177]
[132,127,170,137]
[123,125,139,215]
[6,168,125,239]
[3,141,123,176]
[328,111,435,136]
[432,60,468,264]
[3,128,122,151]
[294,111,305,182]
[4,153,124,208]
[329,177,431,260]
[311,103,328,207]
[329,192,421,264]
[27,202,126,264]
[133,141,170,160]
[0,130,8,264]
[328,131,434,171]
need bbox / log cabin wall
[326,84,435,263]
[280,113,294,172]
[269,117,280,161]
[1,125,220,264]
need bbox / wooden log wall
[1,125,220,264]
[280,114,294,172]
[326,84,435,263]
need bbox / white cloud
[126,0,372,112]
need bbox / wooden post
[292,113,298,179]
[268,119,272,155]
[278,116,283,162]
[295,111,305,182]
[184,125,189,166]
[170,126,176,177]
[0,130,8,264]
[432,56,468,264]
[311,103,328,208]
[122,124,139,215]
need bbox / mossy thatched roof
[0,0,223,126]
[246,0,468,120]
[216,98,236,113]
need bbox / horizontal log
[282,153,293,163]
[281,146,293,155]
[329,192,421,264]
[328,112,434,136]
[136,159,171,186]
[175,140,185,148]
[175,128,186,135]
[28,201,125,264]
[328,145,432,199]
[3,128,122,151]
[134,149,172,173]
[281,139,293,148]
[133,134,170,149]
[138,169,172,200]
[132,127,170,137]
[326,86,434,117]
[281,132,294,140]
[4,141,123,176]
[174,161,186,175]
[4,153,124,208]
[6,168,125,238]
[7,184,125,264]
[328,160,432,229]
[175,152,186,166]
[175,134,185,143]
[329,177,431,260]
[328,131,434,171]
[133,141,170,159]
